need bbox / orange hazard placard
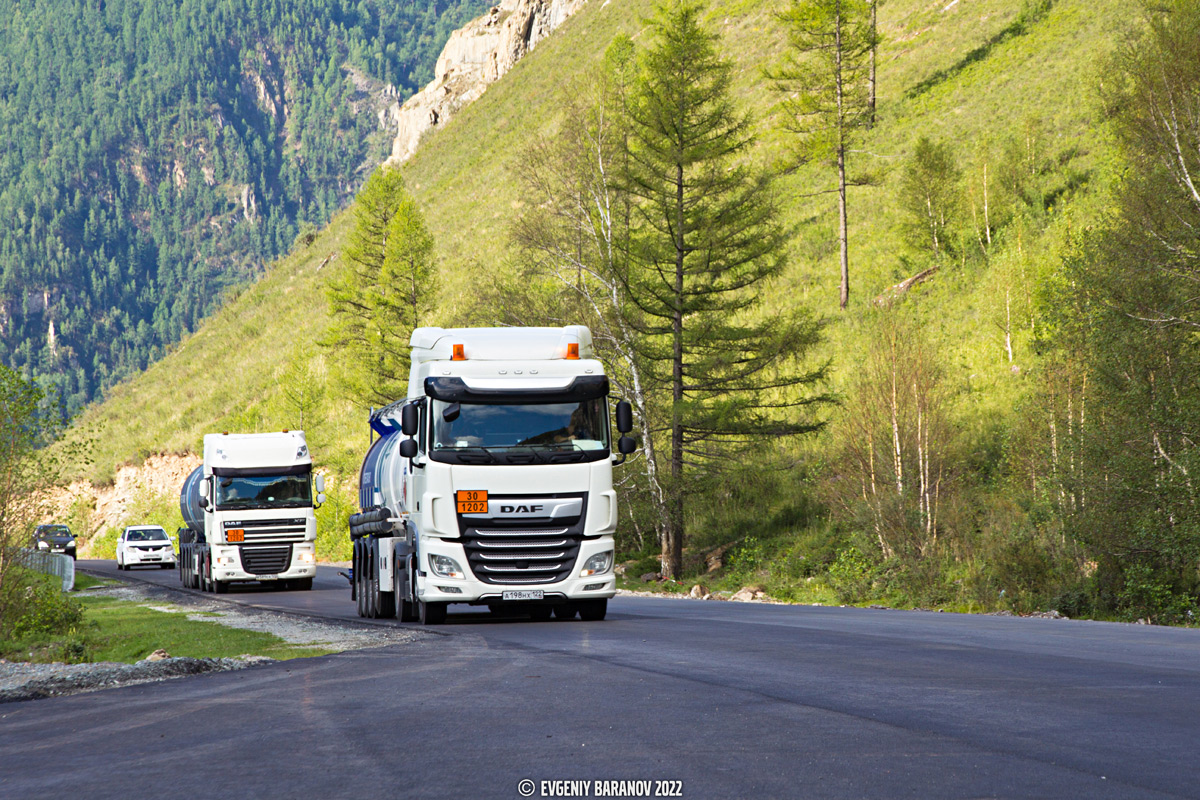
[456,490,488,514]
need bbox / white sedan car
[116,525,177,570]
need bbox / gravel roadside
[1,582,423,704]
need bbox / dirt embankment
[43,453,201,550]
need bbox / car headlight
[580,550,613,577]
[36,541,49,550]
[428,554,464,579]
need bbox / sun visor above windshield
[211,463,312,477]
[424,375,609,403]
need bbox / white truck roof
[202,431,311,472]
[409,326,594,363]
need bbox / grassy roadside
[1,575,334,665]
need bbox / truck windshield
[430,399,610,464]
[215,473,312,510]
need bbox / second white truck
[179,431,324,593]
[349,326,636,624]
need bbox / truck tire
[419,600,447,625]
[214,579,228,594]
[528,605,553,621]
[553,604,578,620]
[293,577,313,591]
[365,546,379,618]
[578,599,607,621]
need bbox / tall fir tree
[622,0,829,579]
[324,167,437,406]
[770,0,876,309]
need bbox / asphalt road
[2,561,1199,799]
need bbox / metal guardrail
[19,548,75,592]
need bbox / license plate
[502,590,544,601]
[456,490,488,514]
[257,574,278,581]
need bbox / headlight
[428,554,464,579]
[296,550,315,564]
[36,541,49,550]
[217,555,237,566]
[580,550,613,577]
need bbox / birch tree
[512,40,671,550]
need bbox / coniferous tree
[623,0,830,579]
[770,0,876,309]
[325,167,437,406]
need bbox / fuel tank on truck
[357,427,412,515]
[179,465,206,537]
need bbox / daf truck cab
[350,326,636,624]
[178,431,324,593]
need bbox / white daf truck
[348,326,635,624]
[178,431,324,593]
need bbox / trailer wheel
[578,599,607,621]
[419,600,447,625]
[365,546,379,618]
[354,543,367,617]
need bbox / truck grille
[457,495,587,586]
[239,544,292,575]
[226,518,308,543]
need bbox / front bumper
[125,549,175,566]
[210,542,317,582]
[418,538,616,604]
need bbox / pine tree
[623,0,830,579]
[770,0,876,309]
[324,167,437,405]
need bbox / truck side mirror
[314,474,326,493]
[616,400,633,433]
[399,438,418,459]
[618,435,637,455]
[401,403,420,436]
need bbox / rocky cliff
[383,0,588,164]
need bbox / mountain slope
[60,0,1127,558]
[0,0,492,414]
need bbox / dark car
[33,524,77,559]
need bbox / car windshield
[126,528,168,542]
[431,399,609,459]
[215,473,312,510]
[37,526,71,539]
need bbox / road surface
[1,560,1198,799]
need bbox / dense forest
[0,0,490,415]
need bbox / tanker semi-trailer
[178,431,325,593]
[348,326,636,624]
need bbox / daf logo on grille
[467,497,583,519]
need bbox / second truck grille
[239,544,292,575]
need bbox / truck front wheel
[578,599,607,621]
[419,600,447,625]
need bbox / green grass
[2,594,334,664]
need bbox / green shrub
[7,571,84,638]
[827,546,875,604]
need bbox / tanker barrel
[179,466,207,537]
